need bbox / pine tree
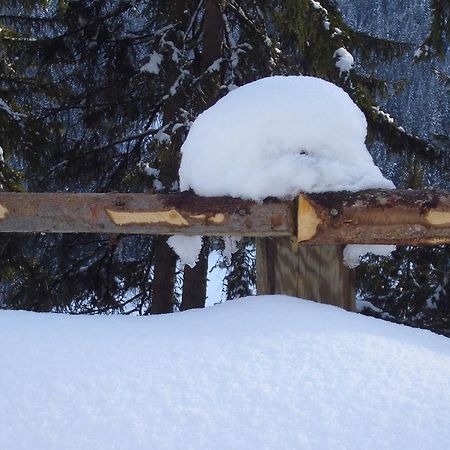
[0,0,278,313]
[0,0,448,329]
[349,0,450,335]
[0,1,162,312]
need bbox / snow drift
[1,296,449,450]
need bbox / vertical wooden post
[256,237,355,311]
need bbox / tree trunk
[201,0,225,73]
[256,237,355,311]
[180,237,210,311]
[150,1,190,314]
[150,237,177,314]
[180,0,225,310]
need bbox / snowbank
[179,76,394,200]
[1,296,449,450]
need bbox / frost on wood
[179,76,393,201]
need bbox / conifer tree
[0,0,276,312]
[0,0,448,330]
[354,0,450,335]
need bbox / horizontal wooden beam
[0,192,294,236]
[0,190,449,245]
[298,190,450,245]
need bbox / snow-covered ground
[1,296,449,450]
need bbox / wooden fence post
[256,237,355,311]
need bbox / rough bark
[181,0,225,310]
[201,0,225,73]
[1,190,450,244]
[0,192,293,236]
[150,1,191,315]
[297,190,450,245]
[149,236,177,314]
[180,237,210,311]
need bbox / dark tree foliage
[415,0,450,58]
[0,1,162,313]
[0,0,278,313]
[357,246,450,337]
[223,238,256,300]
[0,0,448,331]
[355,0,450,336]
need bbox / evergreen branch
[227,1,268,42]
[0,14,57,22]
[351,30,411,63]
[424,0,450,57]
[432,67,450,86]
[92,128,160,152]
[184,0,204,40]
[367,106,449,167]
[0,1,134,44]
[33,127,159,189]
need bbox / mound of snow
[180,76,394,200]
[1,296,449,450]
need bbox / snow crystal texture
[180,76,394,200]
[167,235,202,268]
[1,296,450,450]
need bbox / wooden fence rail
[1,189,449,312]
[298,190,450,245]
[0,192,293,236]
[0,190,449,245]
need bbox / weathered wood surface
[0,190,449,245]
[298,190,450,245]
[256,238,355,311]
[0,192,293,236]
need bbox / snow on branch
[140,52,163,74]
[0,98,25,120]
[333,47,354,77]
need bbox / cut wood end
[0,204,9,220]
[297,195,322,242]
[425,210,450,227]
[106,208,189,227]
